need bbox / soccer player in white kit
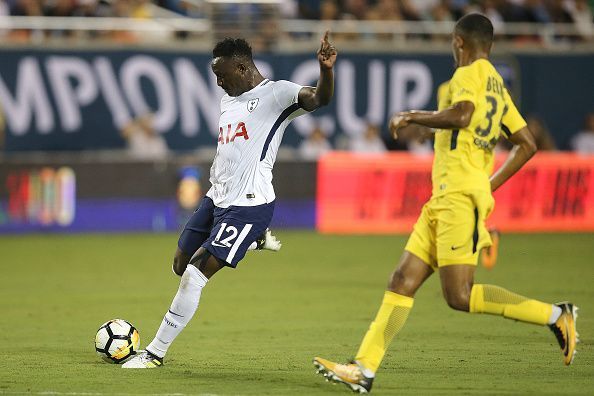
[123,32,337,368]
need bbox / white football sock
[548,305,562,325]
[146,265,208,358]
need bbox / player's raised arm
[389,102,475,140]
[490,126,537,192]
[298,31,337,112]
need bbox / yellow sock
[470,284,552,325]
[355,291,413,373]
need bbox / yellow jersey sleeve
[501,89,527,138]
[449,65,480,106]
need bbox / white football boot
[122,350,163,369]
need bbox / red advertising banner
[317,152,594,233]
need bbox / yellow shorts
[405,191,494,269]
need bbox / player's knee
[173,250,190,277]
[388,268,417,297]
[443,289,470,312]
[172,259,185,277]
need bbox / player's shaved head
[455,13,494,51]
[212,37,253,61]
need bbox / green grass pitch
[1,232,593,395]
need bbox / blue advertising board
[1,49,591,151]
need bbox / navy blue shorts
[178,196,275,267]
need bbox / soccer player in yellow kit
[314,14,578,394]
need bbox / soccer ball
[95,319,140,363]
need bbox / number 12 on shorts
[212,222,253,262]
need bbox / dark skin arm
[389,101,475,138]
[490,126,537,192]
[298,31,337,112]
[391,99,537,192]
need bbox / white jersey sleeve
[272,80,309,120]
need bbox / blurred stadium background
[1,1,593,394]
[0,0,593,234]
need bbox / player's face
[211,57,245,97]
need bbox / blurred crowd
[0,0,592,43]
[295,0,593,41]
[4,0,591,22]
[1,0,152,18]
[296,0,593,25]
[1,0,155,20]
[0,0,156,41]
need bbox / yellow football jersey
[432,59,527,197]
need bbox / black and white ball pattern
[95,319,140,363]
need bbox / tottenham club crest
[247,98,259,112]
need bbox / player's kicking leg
[439,265,579,366]
[125,199,275,369]
[123,249,224,368]
[314,252,434,393]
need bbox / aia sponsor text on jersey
[218,122,249,144]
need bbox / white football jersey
[206,79,307,208]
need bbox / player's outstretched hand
[317,30,337,69]
[389,112,411,140]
